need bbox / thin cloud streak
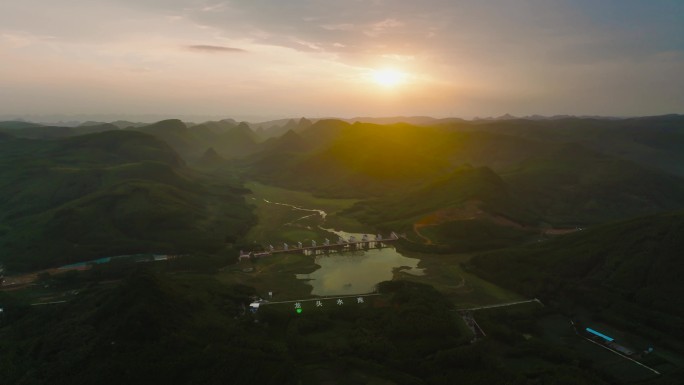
[186,44,246,53]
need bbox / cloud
[2,0,683,118]
[1,32,49,47]
[364,18,404,37]
[186,44,246,53]
[321,23,356,32]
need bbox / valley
[3,1,683,383]
[1,116,683,384]
[220,180,684,382]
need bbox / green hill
[341,165,536,250]
[110,120,148,129]
[500,143,684,225]
[214,123,260,156]
[296,118,350,149]
[0,269,294,385]
[0,269,619,384]
[469,211,684,340]
[244,129,312,176]
[448,115,684,177]
[0,131,13,141]
[194,147,228,169]
[0,121,45,129]
[345,166,521,224]
[132,119,260,161]
[0,131,254,272]
[244,121,453,197]
[0,123,119,139]
[0,119,263,162]
[131,119,197,156]
[340,141,684,251]
[245,120,684,254]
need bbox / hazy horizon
[2,1,683,120]
[2,111,672,127]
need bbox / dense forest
[1,115,683,384]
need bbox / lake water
[261,198,424,296]
[296,247,423,295]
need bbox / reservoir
[296,247,423,296]
[250,186,424,296]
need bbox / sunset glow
[0,1,682,121]
[372,69,407,87]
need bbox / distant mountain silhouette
[457,114,684,176]
[247,119,684,227]
[78,121,108,127]
[110,120,148,129]
[0,121,45,129]
[131,119,260,161]
[194,119,237,134]
[195,147,230,171]
[199,147,224,163]
[297,117,313,130]
[0,122,117,139]
[251,117,321,138]
[263,129,310,152]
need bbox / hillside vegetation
[2,115,683,383]
[453,115,684,177]
[237,118,684,255]
[131,119,261,161]
[0,131,254,272]
[249,119,684,222]
[469,211,684,343]
[0,272,609,385]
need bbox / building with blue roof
[585,327,614,342]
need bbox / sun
[372,69,406,87]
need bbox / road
[457,298,543,311]
[572,323,661,375]
[255,293,382,306]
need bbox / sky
[1,0,683,122]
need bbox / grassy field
[245,181,359,214]
[216,253,319,300]
[244,181,367,244]
[393,251,524,308]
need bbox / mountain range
[0,130,254,271]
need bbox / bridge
[239,232,400,260]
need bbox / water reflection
[297,247,424,296]
[259,197,423,296]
